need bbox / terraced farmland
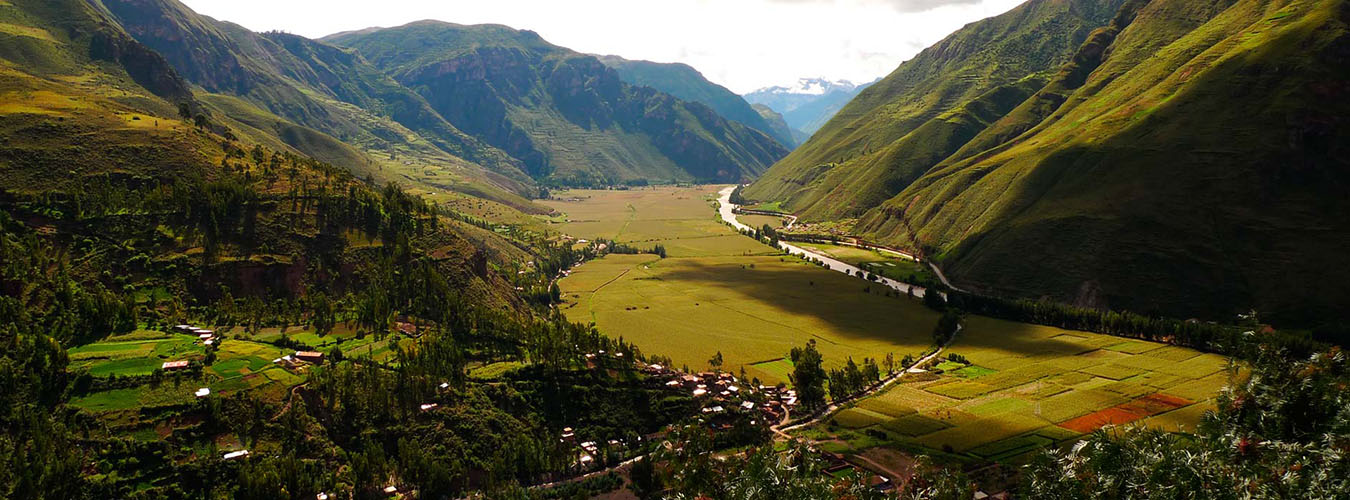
[812,316,1233,463]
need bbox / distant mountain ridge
[596,55,798,147]
[744,78,875,137]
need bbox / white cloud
[180,0,1024,93]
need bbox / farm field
[561,253,941,383]
[66,325,402,413]
[541,186,781,258]
[812,315,1234,463]
[554,185,941,383]
[554,184,1234,465]
[795,241,936,285]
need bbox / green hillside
[598,55,797,147]
[860,0,1350,326]
[745,0,1126,220]
[745,0,1349,327]
[326,21,789,186]
[94,0,545,212]
[752,103,807,147]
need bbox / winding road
[718,186,932,298]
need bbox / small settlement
[557,351,802,472]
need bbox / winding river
[717,186,930,299]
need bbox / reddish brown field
[1059,393,1192,433]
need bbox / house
[174,324,194,334]
[162,360,190,371]
[222,450,249,460]
[419,403,438,411]
[383,486,398,494]
[395,321,418,336]
[194,388,210,398]
[680,374,701,388]
[867,475,895,492]
[294,351,324,364]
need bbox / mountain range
[84,0,787,195]
[745,0,1350,329]
[744,78,875,139]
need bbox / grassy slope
[93,0,545,213]
[860,0,1350,324]
[0,0,529,307]
[326,21,789,186]
[745,0,1125,221]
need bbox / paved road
[717,186,930,298]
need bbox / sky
[180,0,1025,94]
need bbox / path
[770,324,961,436]
[270,382,309,421]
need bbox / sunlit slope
[93,0,543,210]
[744,0,1126,220]
[860,0,1350,324]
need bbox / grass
[795,242,935,284]
[833,408,890,429]
[555,186,941,384]
[69,334,204,376]
[546,187,1234,463]
[807,316,1231,460]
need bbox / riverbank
[717,186,932,299]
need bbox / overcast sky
[180,0,1024,94]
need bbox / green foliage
[1024,348,1350,499]
[789,340,828,411]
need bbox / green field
[543,186,781,258]
[816,316,1233,462]
[555,186,940,383]
[795,242,935,285]
[552,184,1233,463]
[67,328,321,413]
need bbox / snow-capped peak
[753,78,858,96]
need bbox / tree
[708,351,723,370]
[933,309,961,345]
[1023,348,1350,498]
[789,340,827,411]
[628,457,661,499]
[924,288,948,311]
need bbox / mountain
[745,0,1126,220]
[0,0,528,300]
[743,78,874,136]
[91,0,548,213]
[597,55,797,147]
[747,0,1350,327]
[325,22,789,186]
[752,104,808,147]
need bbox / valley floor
[550,185,1231,472]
